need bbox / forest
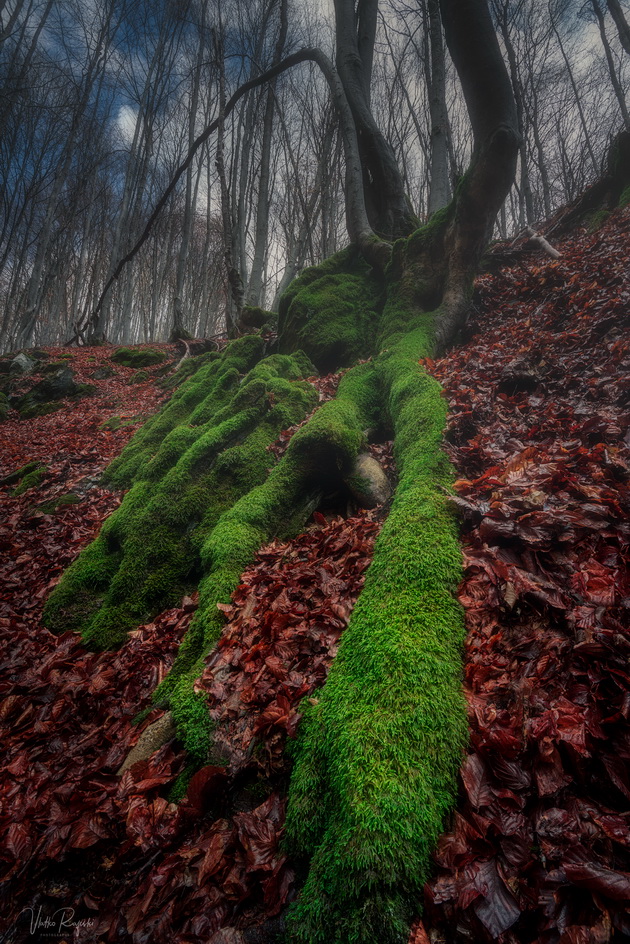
[1,0,630,942]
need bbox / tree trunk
[607,0,630,55]
[426,0,451,215]
[333,0,417,237]
[246,0,289,308]
[592,0,630,129]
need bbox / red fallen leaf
[592,814,630,846]
[601,754,630,801]
[185,765,230,815]
[5,822,33,860]
[564,861,630,901]
[68,816,111,849]
[197,821,235,885]
[472,859,521,936]
[461,754,494,808]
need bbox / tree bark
[607,0,630,55]
[333,0,417,237]
[592,0,630,129]
[433,0,520,350]
[425,0,451,216]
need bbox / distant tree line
[0,0,628,351]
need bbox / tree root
[283,326,466,944]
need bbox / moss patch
[283,296,466,942]
[619,183,630,209]
[43,339,318,669]
[128,369,150,384]
[158,361,382,761]
[12,465,47,496]
[586,208,610,232]
[34,493,81,515]
[278,247,383,372]
[110,347,166,368]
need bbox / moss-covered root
[284,328,467,944]
[157,362,383,763]
[43,344,318,648]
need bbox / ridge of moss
[284,315,467,943]
[43,343,318,654]
[157,361,382,762]
[12,464,47,496]
[277,246,384,372]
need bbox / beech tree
[42,1,525,940]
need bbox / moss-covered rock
[91,365,116,380]
[0,392,8,422]
[12,464,47,496]
[110,347,166,368]
[278,247,383,372]
[0,460,41,487]
[128,369,150,384]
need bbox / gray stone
[10,352,37,375]
[344,452,391,508]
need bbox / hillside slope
[0,205,629,943]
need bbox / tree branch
[79,45,390,342]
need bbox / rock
[10,352,37,375]
[0,392,8,422]
[11,367,78,418]
[117,711,176,774]
[344,452,391,508]
[208,931,245,944]
[128,369,150,384]
[110,347,165,368]
[91,366,116,379]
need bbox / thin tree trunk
[607,0,630,55]
[247,0,288,307]
[333,0,416,237]
[592,0,630,128]
[550,8,598,176]
[426,0,451,215]
[215,27,245,336]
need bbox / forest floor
[1,204,629,944]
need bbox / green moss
[12,465,46,496]
[619,183,630,208]
[0,460,40,487]
[278,247,383,373]
[128,369,150,384]
[99,415,142,431]
[75,383,98,398]
[154,361,381,761]
[586,208,610,232]
[110,347,166,368]
[18,400,63,419]
[105,335,266,489]
[0,392,8,422]
[284,307,466,943]
[43,342,318,663]
[35,492,81,515]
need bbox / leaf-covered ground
[419,207,630,942]
[1,206,629,943]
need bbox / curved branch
[80,46,389,341]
